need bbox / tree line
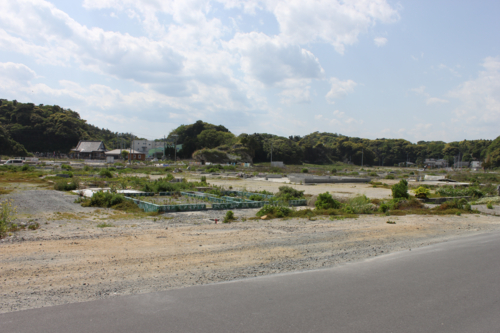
[1,100,499,167]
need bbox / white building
[132,140,167,154]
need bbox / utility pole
[129,133,132,165]
[270,140,273,164]
[171,134,179,163]
[361,149,364,168]
[163,135,166,160]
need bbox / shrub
[61,164,73,171]
[99,169,113,178]
[369,172,378,177]
[315,192,341,210]
[414,186,430,199]
[21,165,33,172]
[0,199,17,238]
[347,195,374,214]
[392,179,409,199]
[385,174,395,179]
[201,176,207,183]
[301,168,308,173]
[83,165,91,172]
[54,179,78,191]
[256,204,292,218]
[275,186,305,201]
[97,222,114,228]
[223,210,235,223]
[249,194,264,201]
[436,186,484,198]
[487,202,493,209]
[331,168,337,174]
[82,191,125,208]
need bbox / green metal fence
[124,196,206,212]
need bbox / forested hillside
[0,99,134,156]
[1,99,499,167]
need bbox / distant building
[132,140,165,154]
[471,161,482,170]
[454,161,470,168]
[424,158,448,168]
[105,149,145,161]
[70,141,106,159]
[271,161,284,167]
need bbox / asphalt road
[3,231,500,333]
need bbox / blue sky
[1,0,499,142]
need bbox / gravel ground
[1,189,500,314]
[3,190,98,215]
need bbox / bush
[487,202,493,209]
[392,179,409,199]
[82,191,125,208]
[369,172,378,177]
[315,192,341,210]
[201,176,207,183]
[223,210,235,223]
[256,205,292,218]
[275,186,305,201]
[54,179,78,191]
[301,168,308,173]
[414,186,430,199]
[249,194,264,201]
[347,195,374,214]
[385,174,395,179]
[61,164,73,171]
[331,168,337,174]
[436,186,484,198]
[99,169,113,178]
[0,199,17,238]
[21,165,33,172]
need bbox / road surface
[2,231,500,333]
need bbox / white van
[2,159,24,165]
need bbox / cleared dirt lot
[1,189,500,313]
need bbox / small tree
[315,192,341,210]
[392,179,409,199]
[121,150,129,160]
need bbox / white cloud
[448,56,500,132]
[426,97,449,105]
[374,37,387,47]
[228,32,324,86]
[326,78,356,103]
[269,0,399,54]
[411,86,449,105]
[0,62,37,83]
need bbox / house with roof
[105,149,146,161]
[70,141,106,159]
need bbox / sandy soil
[203,177,398,199]
[1,189,500,314]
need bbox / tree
[121,150,129,160]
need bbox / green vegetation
[2,100,500,168]
[54,179,78,191]
[223,210,235,223]
[414,186,431,199]
[97,222,115,228]
[315,192,341,209]
[392,179,409,199]
[81,191,125,208]
[0,99,135,155]
[99,169,113,178]
[274,186,305,201]
[301,168,309,173]
[0,199,17,238]
[436,186,484,198]
[487,202,494,209]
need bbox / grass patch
[97,222,114,228]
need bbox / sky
[0,0,499,143]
